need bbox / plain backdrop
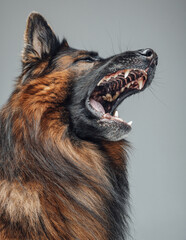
[0,0,186,239]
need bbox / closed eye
[75,54,102,63]
[75,57,95,63]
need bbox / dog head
[21,13,158,142]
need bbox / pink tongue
[90,99,105,115]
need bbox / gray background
[0,0,185,239]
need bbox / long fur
[0,12,158,240]
[0,13,130,240]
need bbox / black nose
[138,48,154,57]
[138,48,158,65]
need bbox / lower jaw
[88,88,140,127]
[86,99,133,130]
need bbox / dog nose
[138,48,158,65]
[138,48,154,57]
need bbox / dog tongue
[90,98,105,115]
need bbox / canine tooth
[138,79,143,90]
[128,121,133,126]
[97,80,102,86]
[97,76,111,86]
[97,78,105,86]
[124,69,130,78]
[114,110,119,117]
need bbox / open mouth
[87,68,148,128]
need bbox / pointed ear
[61,38,70,50]
[23,12,60,63]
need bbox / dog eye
[84,57,94,63]
[76,57,95,63]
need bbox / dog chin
[70,113,131,141]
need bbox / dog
[0,13,158,240]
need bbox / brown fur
[0,12,159,240]
[0,69,126,239]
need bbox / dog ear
[22,12,60,63]
[61,38,69,50]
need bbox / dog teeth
[128,121,133,126]
[97,79,104,86]
[112,91,120,101]
[102,93,113,102]
[121,87,125,92]
[126,83,131,88]
[114,110,119,117]
[138,79,143,90]
[97,76,111,86]
[124,69,130,78]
